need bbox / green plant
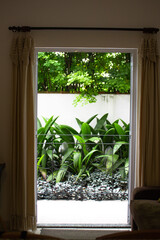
[37,116,59,178]
[38,52,130,105]
[49,121,101,183]
[37,113,130,183]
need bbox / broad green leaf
[74,135,85,144]
[37,116,58,156]
[114,123,125,135]
[112,119,119,125]
[82,148,99,165]
[106,124,113,130]
[73,152,82,170]
[106,154,119,165]
[103,128,115,144]
[46,149,59,160]
[37,127,45,143]
[87,137,101,143]
[41,149,47,168]
[94,113,108,131]
[81,122,91,139]
[125,158,129,175]
[37,154,44,172]
[119,119,128,128]
[55,125,75,147]
[74,135,88,155]
[56,166,68,183]
[86,114,98,124]
[62,148,74,164]
[113,141,127,154]
[59,125,79,135]
[107,158,125,174]
[114,123,126,141]
[76,118,83,129]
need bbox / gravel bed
[37,171,128,201]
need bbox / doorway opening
[36,48,137,227]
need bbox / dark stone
[37,170,128,201]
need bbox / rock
[37,170,128,201]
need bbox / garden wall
[37,93,130,130]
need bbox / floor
[37,200,129,226]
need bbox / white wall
[38,94,130,130]
[1,0,160,226]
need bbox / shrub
[37,113,130,183]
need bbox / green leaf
[59,125,79,135]
[94,113,108,131]
[124,158,129,175]
[55,124,75,148]
[113,141,127,154]
[107,158,125,174]
[74,135,88,155]
[74,135,85,144]
[56,165,68,183]
[119,119,128,128]
[114,123,126,141]
[76,166,86,181]
[82,148,99,165]
[87,137,101,143]
[73,152,82,171]
[62,148,74,164]
[86,114,98,124]
[103,128,115,144]
[37,154,44,172]
[81,122,91,139]
[41,149,47,168]
[47,171,58,182]
[114,123,125,135]
[106,154,119,165]
[46,149,59,160]
[37,116,58,156]
[76,118,83,129]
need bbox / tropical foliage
[38,52,130,105]
[37,114,130,183]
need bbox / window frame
[35,47,138,227]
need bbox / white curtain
[10,33,36,230]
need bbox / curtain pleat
[136,35,160,186]
[10,33,36,231]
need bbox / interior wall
[0,0,160,227]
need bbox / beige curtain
[136,35,160,186]
[10,33,36,230]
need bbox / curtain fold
[136,35,160,186]
[10,33,36,230]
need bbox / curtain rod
[8,26,159,33]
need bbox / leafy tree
[38,52,130,105]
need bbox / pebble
[37,171,128,201]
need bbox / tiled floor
[37,200,129,226]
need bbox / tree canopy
[38,52,130,105]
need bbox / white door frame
[35,47,138,226]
